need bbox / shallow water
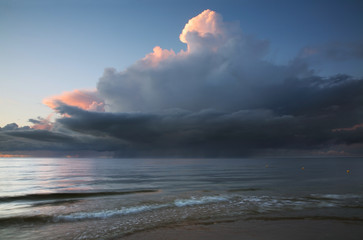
[0,157,362,239]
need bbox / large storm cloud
[97,10,312,113]
[1,10,363,157]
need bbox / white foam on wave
[52,195,230,222]
[174,196,229,207]
[310,193,361,200]
[55,204,169,221]
[236,195,341,212]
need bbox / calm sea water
[0,157,362,239]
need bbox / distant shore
[122,219,363,240]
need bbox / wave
[1,193,362,225]
[0,189,159,203]
[0,195,230,224]
[59,195,230,221]
[308,194,361,200]
[174,196,228,207]
[0,203,170,225]
[56,204,170,222]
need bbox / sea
[0,157,362,239]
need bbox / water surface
[0,157,362,239]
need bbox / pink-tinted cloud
[141,9,231,67]
[0,153,29,158]
[43,89,105,112]
[31,115,54,130]
[180,10,219,42]
[180,9,224,44]
[142,46,176,67]
[332,123,363,132]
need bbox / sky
[0,0,363,157]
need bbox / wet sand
[122,219,363,240]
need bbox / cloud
[142,46,176,67]
[98,10,311,113]
[299,41,363,62]
[180,9,223,44]
[333,123,363,132]
[0,153,29,158]
[179,9,227,53]
[0,123,124,157]
[29,115,54,130]
[43,89,105,112]
[51,88,363,157]
[52,104,300,157]
[1,123,20,131]
[2,9,363,157]
[0,123,30,131]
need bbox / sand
[121,219,363,240]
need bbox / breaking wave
[1,193,362,226]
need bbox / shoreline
[121,219,363,240]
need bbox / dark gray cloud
[53,76,363,157]
[5,129,75,143]
[2,75,363,157]
[0,122,124,156]
[0,123,30,131]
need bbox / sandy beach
[122,219,363,240]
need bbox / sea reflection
[0,158,97,197]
